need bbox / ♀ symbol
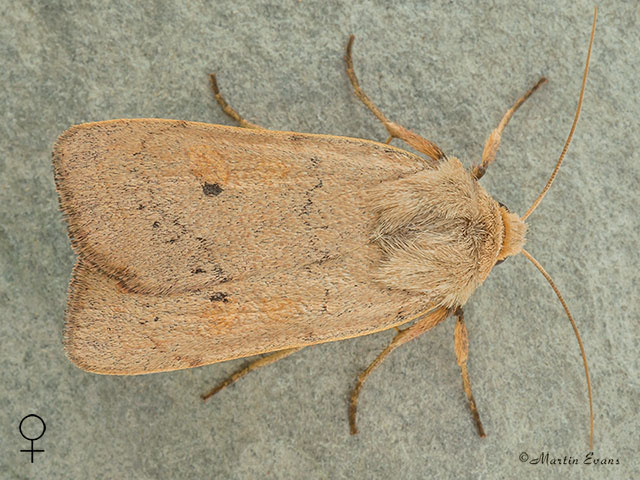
[19,414,46,463]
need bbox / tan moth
[53,9,597,447]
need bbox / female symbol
[19,414,46,463]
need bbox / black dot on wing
[209,292,229,302]
[203,183,223,196]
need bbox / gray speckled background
[1,1,638,479]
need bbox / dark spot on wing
[301,198,313,215]
[321,288,330,313]
[301,180,323,216]
[208,265,229,282]
[203,182,223,196]
[310,252,331,266]
[209,292,229,303]
[302,331,317,342]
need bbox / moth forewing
[53,120,431,295]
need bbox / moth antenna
[521,7,596,221]
[521,248,593,449]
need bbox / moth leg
[472,77,547,179]
[453,307,486,437]
[209,73,265,129]
[201,347,303,401]
[349,307,449,434]
[345,35,444,166]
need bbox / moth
[53,10,596,447]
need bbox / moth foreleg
[453,307,486,437]
[349,307,449,434]
[344,35,444,167]
[208,73,265,129]
[201,347,303,401]
[472,77,547,180]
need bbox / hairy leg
[345,35,445,167]
[349,307,450,434]
[472,77,547,179]
[202,347,303,401]
[209,73,265,129]
[454,307,486,437]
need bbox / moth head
[495,203,526,263]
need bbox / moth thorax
[497,207,527,261]
[369,157,506,308]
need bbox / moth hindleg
[454,307,486,437]
[209,73,265,129]
[344,35,444,166]
[349,307,449,434]
[472,77,547,180]
[201,347,303,401]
